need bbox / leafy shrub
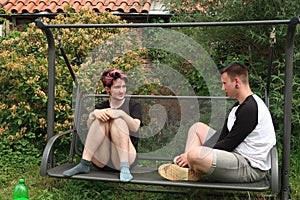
[0,9,146,167]
[169,0,300,171]
[1,4,299,174]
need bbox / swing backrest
[74,92,233,162]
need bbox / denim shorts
[201,128,267,183]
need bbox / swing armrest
[270,145,280,194]
[40,130,74,176]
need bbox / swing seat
[40,94,280,195]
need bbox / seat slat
[48,163,270,191]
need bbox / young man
[158,62,276,183]
[63,69,142,182]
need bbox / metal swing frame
[35,16,299,200]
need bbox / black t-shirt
[94,98,142,151]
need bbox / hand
[108,109,123,119]
[94,108,113,122]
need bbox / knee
[187,146,213,168]
[190,122,208,132]
[193,122,207,129]
[111,118,126,126]
[111,118,129,133]
[89,119,108,130]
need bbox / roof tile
[0,0,153,14]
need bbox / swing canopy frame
[35,16,299,200]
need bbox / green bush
[0,3,299,199]
[1,0,299,183]
[0,9,145,167]
[168,0,300,182]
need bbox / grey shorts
[201,128,267,183]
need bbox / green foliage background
[167,1,300,189]
[0,0,299,198]
[0,10,127,168]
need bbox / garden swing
[35,16,299,200]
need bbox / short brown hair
[101,69,128,88]
[220,62,248,84]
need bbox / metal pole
[41,20,290,29]
[35,18,56,167]
[281,16,299,200]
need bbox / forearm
[212,125,253,151]
[88,108,141,132]
[117,110,141,132]
[213,139,241,151]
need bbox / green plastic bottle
[12,179,28,200]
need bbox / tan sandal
[158,164,200,181]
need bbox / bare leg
[185,122,210,150]
[187,146,213,174]
[62,119,110,177]
[84,119,111,168]
[175,122,210,167]
[109,118,136,168]
[109,118,136,182]
[158,146,212,181]
[158,123,212,181]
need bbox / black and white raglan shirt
[212,94,276,171]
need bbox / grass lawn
[1,162,299,200]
